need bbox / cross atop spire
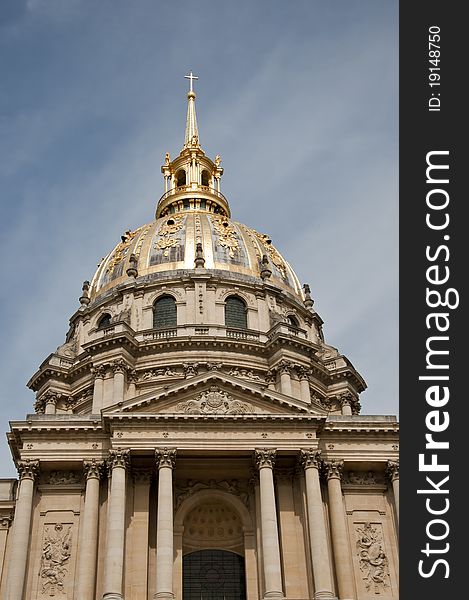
[184,71,200,147]
[185,71,198,93]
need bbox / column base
[314,592,338,600]
[102,594,124,600]
[153,593,175,600]
[263,593,284,600]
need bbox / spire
[184,71,199,147]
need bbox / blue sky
[0,0,398,476]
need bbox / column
[339,394,353,417]
[324,461,355,600]
[102,368,114,409]
[300,450,337,600]
[298,369,311,404]
[154,448,176,600]
[102,449,130,600]
[129,469,152,600]
[278,362,292,397]
[6,459,39,600]
[112,360,126,405]
[44,392,58,415]
[275,468,307,599]
[75,460,104,600]
[255,449,284,600]
[92,365,105,413]
[386,460,399,523]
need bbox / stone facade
[0,79,398,600]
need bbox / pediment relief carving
[164,387,257,415]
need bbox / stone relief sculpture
[47,471,81,485]
[39,523,72,596]
[355,522,390,594]
[174,387,253,415]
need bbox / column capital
[254,448,277,470]
[91,363,107,379]
[17,459,40,481]
[0,514,13,530]
[84,459,105,480]
[107,449,130,471]
[323,459,344,481]
[299,448,321,471]
[338,393,352,408]
[386,459,399,482]
[111,358,127,375]
[296,366,310,381]
[278,360,292,375]
[155,447,176,469]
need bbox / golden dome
[89,76,303,301]
[89,210,303,299]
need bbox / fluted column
[300,450,337,600]
[102,449,130,600]
[6,459,39,600]
[154,448,176,600]
[278,362,292,397]
[75,460,104,600]
[324,460,355,600]
[386,460,399,523]
[92,365,105,413]
[255,449,284,600]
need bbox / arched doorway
[183,549,246,600]
[174,489,258,600]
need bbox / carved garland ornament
[211,216,239,257]
[355,522,390,594]
[107,227,141,274]
[39,523,72,596]
[154,215,184,256]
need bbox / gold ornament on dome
[211,216,239,258]
[250,228,287,278]
[154,215,184,257]
[106,227,141,274]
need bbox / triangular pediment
[102,372,328,417]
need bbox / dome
[89,84,304,301]
[89,211,303,300]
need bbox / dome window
[287,315,299,328]
[201,169,210,187]
[98,314,112,329]
[225,296,247,329]
[176,169,186,187]
[153,295,177,329]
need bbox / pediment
[103,372,328,417]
